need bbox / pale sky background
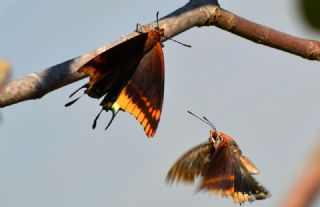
[1,0,320,207]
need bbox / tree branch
[0,0,219,107]
[1,0,320,107]
[208,8,320,60]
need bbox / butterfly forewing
[166,142,214,184]
[78,33,148,99]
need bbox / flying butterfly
[66,13,166,137]
[166,111,270,205]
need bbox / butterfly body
[167,127,270,205]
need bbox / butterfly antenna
[187,110,215,130]
[156,11,160,29]
[105,109,118,131]
[202,116,216,131]
[165,37,192,48]
[65,93,85,107]
[92,108,104,129]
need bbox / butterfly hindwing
[240,155,259,174]
[200,141,270,204]
[112,41,165,137]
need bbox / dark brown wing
[166,142,214,184]
[66,28,165,137]
[199,143,270,204]
[111,42,164,137]
[78,33,148,99]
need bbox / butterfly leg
[136,23,146,33]
[104,102,120,130]
[92,108,104,129]
[92,102,120,131]
[104,109,118,131]
[64,83,88,107]
[69,83,88,98]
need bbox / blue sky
[1,0,320,206]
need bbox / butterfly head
[187,110,224,149]
[154,27,164,37]
[154,11,164,34]
[136,12,164,37]
[209,129,224,150]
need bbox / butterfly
[66,14,165,137]
[166,111,270,205]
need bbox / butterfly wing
[166,142,214,184]
[199,143,270,204]
[78,33,148,99]
[111,41,165,137]
[240,155,260,175]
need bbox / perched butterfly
[166,111,270,205]
[66,13,165,137]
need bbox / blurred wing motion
[166,142,213,184]
[166,136,270,205]
[66,28,165,137]
[240,155,260,175]
[199,140,270,204]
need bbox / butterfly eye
[212,131,218,139]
